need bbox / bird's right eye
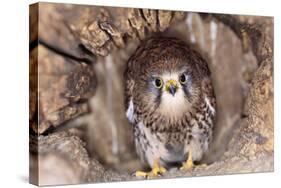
[154,78,163,89]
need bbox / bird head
[130,36,207,119]
[145,69,198,118]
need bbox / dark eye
[179,74,187,84]
[154,78,163,89]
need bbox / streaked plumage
[124,36,216,171]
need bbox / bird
[124,36,216,178]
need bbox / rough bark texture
[30,130,130,186]
[29,3,98,134]
[29,2,273,186]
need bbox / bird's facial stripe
[164,79,179,91]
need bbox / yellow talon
[135,159,166,178]
[180,151,207,170]
[151,166,166,176]
[180,151,194,170]
[135,171,149,178]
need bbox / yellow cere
[165,79,179,91]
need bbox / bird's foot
[180,150,194,170]
[180,162,207,171]
[180,151,207,171]
[134,160,166,178]
[180,157,194,170]
[135,166,166,178]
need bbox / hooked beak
[165,79,178,96]
[168,85,177,96]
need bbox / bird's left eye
[179,74,187,84]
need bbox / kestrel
[124,36,216,178]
